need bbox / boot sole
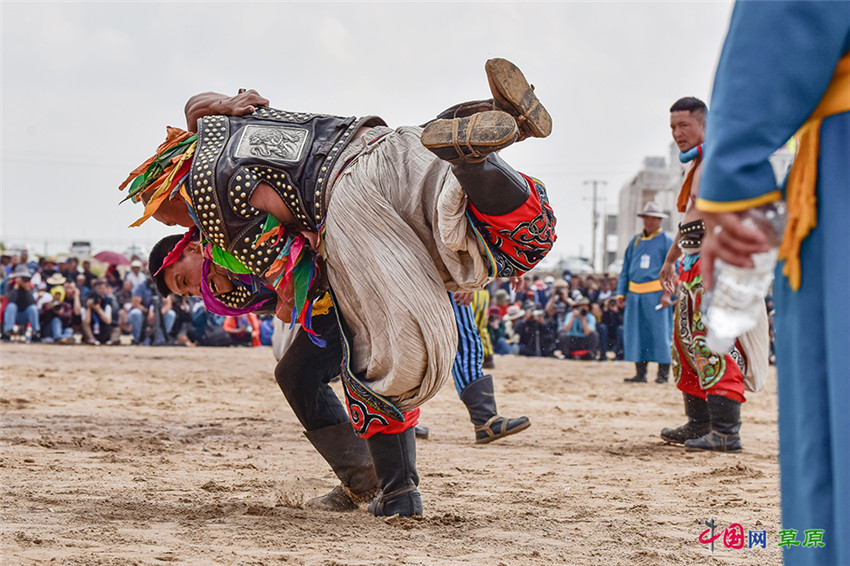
[421,110,518,162]
[485,58,552,139]
[475,419,531,444]
[684,445,743,453]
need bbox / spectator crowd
[5,248,767,363]
[486,272,625,362]
[0,249,273,348]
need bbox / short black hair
[148,233,192,297]
[670,97,707,122]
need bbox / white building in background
[611,143,683,263]
[607,141,796,266]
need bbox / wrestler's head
[149,233,234,298]
[669,97,706,152]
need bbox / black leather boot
[656,363,670,384]
[624,362,648,383]
[685,395,743,453]
[434,99,497,121]
[660,393,711,444]
[448,153,531,216]
[366,428,422,517]
[461,375,531,444]
[303,422,380,511]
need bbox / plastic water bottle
[703,201,786,354]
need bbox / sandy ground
[1,343,782,565]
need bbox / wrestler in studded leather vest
[188,107,386,279]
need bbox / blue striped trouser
[450,294,485,396]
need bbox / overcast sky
[1,1,734,260]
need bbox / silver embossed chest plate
[234,125,309,163]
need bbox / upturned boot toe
[484,57,552,140]
[475,415,531,444]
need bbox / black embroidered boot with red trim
[303,422,380,511]
[366,428,422,517]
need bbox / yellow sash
[629,280,663,294]
[779,53,850,290]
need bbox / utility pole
[584,179,607,271]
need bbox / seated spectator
[598,297,624,361]
[81,279,116,345]
[596,277,613,304]
[516,308,557,357]
[491,288,512,319]
[545,279,572,329]
[0,250,14,278]
[74,273,90,301]
[560,297,599,360]
[259,315,275,347]
[63,280,84,338]
[223,313,261,347]
[128,276,157,345]
[530,275,550,306]
[2,265,40,341]
[38,274,76,343]
[185,303,231,347]
[104,264,122,292]
[159,295,194,345]
[40,257,60,282]
[81,260,98,289]
[125,259,147,290]
[60,257,81,283]
[114,279,135,337]
[488,307,508,355]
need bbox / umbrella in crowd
[93,250,131,266]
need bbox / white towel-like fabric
[739,305,770,393]
[322,126,491,412]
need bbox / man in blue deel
[617,202,674,384]
[696,2,850,564]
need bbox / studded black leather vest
[679,219,705,250]
[188,108,386,279]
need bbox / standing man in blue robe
[617,202,674,383]
[696,3,850,564]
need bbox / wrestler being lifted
[121,58,556,518]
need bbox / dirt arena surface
[1,343,781,565]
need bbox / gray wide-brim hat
[637,201,668,218]
[10,264,31,279]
